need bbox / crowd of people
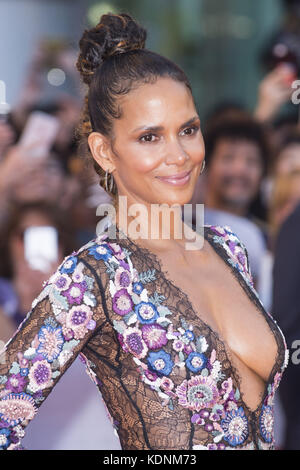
[0,33,299,449]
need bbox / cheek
[189,142,205,163]
[209,159,229,180]
[119,146,162,174]
[248,164,263,182]
[182,136,205,161]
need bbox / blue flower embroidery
[0,428,11,450]
[134,301,159,324]
[60,256,78,274]
[147,350,174,376]
[221,406,249,446]
[37,324,64,362]
[19,368,29,377]
[132,282,144,294]
[259,405,273,443]
[186,352,207,373]
[183,330,194,342]
[88,244,113,261]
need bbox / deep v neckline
[109,222,283,416]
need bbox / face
[274,174,300,228]
[206,138,263,210]
[276,143,300,176]
[89,77,205,210]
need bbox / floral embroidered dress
[0,223,289,450]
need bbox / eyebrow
[132,116,200,133]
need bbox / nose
[230,157,250,176]
[164,138,188,166]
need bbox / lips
[156,169,192,180]
[155,169,193,187]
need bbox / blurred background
[1,0,300,451]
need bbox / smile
[156,169,192,186]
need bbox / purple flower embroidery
[6,374,27,394]
[173,339,185,352]
[160,377,174,391]
[210,226,226,237]
[63,281,88,305]
[28,360,53,392]
[107,242,126,260]
[52,273,71,292]
[122,328,148,359]
[141,324,168,350]
[114,267,131,290]
[237,251,246,268]
[145,370,158,382]
[65,304,95,339]
[191,414,205,426]
[112,289,133,316]
[184,344,194,355]
[176,375,219,411]
[229,240,240,258]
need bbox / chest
[154,245,279,386]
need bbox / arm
[253,64,295,124]
[0,249,106,450]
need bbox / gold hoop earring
[109,173,114,192]
[104,171,108,192]
[200,159,206,174]
[104,170,114,192]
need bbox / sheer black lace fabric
[0,224,288,450]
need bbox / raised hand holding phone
[18,111,60,158]
[0,80,11,122]
[24,226,59,273]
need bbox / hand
[254,64,296,123]
[0,122,16,160]
[0,142,50,194]
[13,257,62,314]
[0,307,15,343]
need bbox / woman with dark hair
[0,13,288,450]
[0,201,77,329]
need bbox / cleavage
[148,242,279,412]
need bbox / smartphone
[24,226,58,273]
[19,111,60,158]
[0,80,11,123]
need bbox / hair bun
[77,13,147,85]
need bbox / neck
[112,195,195,251]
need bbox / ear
[88,132,116,173]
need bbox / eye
[139,133,158,143]
[180,125,199,137]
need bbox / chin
[155,191,195,207]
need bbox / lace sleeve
[0,251,106,450]
[207,224,255,292]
